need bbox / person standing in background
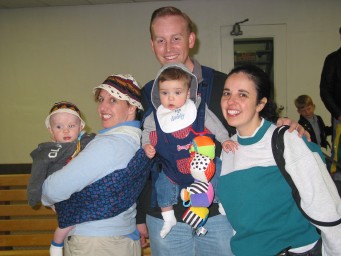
[320,26,341,173]
[294,95,332,149]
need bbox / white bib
[156,100,197,133]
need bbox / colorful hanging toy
[181,135,217,235]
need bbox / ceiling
[0,0,177,9]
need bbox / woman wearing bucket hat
[41,74,151,256]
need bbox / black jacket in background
[298,115,332,149]
[320,47,341,121]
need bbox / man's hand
[277,117,311,141]
[137,223,149,248]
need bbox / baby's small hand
[144,144,156,159]
[222,140,238,153]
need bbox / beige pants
[64,235,141,256]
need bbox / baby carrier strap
[199,66,214,107]
[195,80,209,133]
[55,148,153,228]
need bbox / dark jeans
[277,239,322,256]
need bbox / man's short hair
[150,6,194,39]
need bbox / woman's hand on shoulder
[276,117,311,141]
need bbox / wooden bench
[0,174,56,256]
[0,173,151,256]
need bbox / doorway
[220,24,287,116]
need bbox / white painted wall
[0,0,340,163]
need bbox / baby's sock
[50,241,64,256]
[160,210,177,239]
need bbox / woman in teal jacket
[218,65,341,256]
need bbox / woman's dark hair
[226,64,279,122]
